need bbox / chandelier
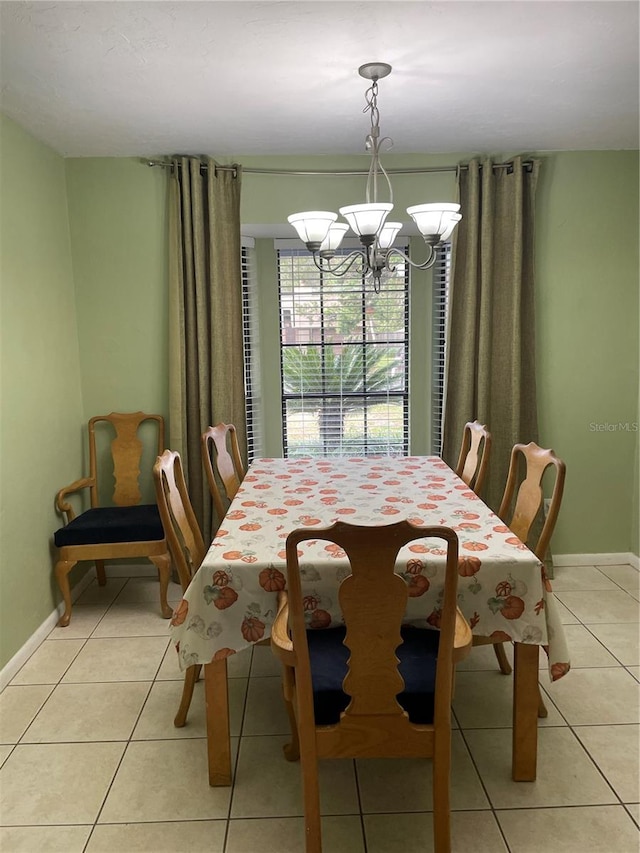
[287,63,461,291]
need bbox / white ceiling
[0,1,638,158]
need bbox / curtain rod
[144,158,533,177]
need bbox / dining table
[169,455,570,786]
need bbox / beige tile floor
[0,564,638,852]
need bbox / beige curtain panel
[168,156,246,543]
[442,156,540,514]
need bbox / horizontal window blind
[278,248,409,458]
[431,242,451,456]
[241,243,262,461]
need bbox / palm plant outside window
[278,248,409,457]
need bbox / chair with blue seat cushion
[53,412,172,627]
[270,520,472,853]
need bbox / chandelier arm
[312,249,366,277]
[365,134,376,204]
[385,244,439,271]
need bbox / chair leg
[55,559,78,627]
[300,738,322,852]
[174,664,202,727]
[204,659,232,786]
[280,667,300,762]
[493,642,513,675]
[95,560,107,586]
[432,729,452,853]
[538,685,548,718]
[150,552,173,618]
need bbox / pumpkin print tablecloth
[170,456,570,681]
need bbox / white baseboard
[554,552,640,570]
[0,563,156,692]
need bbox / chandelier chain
[363,80,381,137]
[362,79,393,207]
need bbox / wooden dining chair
[53,412,172,627]
[499,442,566,565]
[153,449,207,727]
[455,419,492,496]
[271,521,472,853]
[201,423,246,522]
[479,442,566,711]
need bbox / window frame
[277,246,410,458]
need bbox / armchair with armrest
[53,412,172,627]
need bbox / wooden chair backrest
[455,420,492,495]
[201,423,246,520]
[153,450,206,591]
[88,412,164,508]
[498,442,566,561]
[286,521,460,751]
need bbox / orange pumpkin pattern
[458,556,482,577]
[226,510,247,520]
[490,630,512,643]
[505,536,528,550]
[427,608,442,628]
[241,616,265,642]
[259,567,286,591]
[406,558,424,575]
[325,543,346,558]
[463,541,488,552]
[309,609,331,629]
[551,661,570,681]
[501,595,525,620]
[214,587,238,610]
[407,574,430,597]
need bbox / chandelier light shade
[338,202,393,242]
[287,211,338,248]
[320,223,350,254]
[377,221,403,250]
[406,203,462,243]
[287,62,462,291]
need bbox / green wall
[0,115,84,668]
[1,135,637,669]
[536,151,639,555]
[65,158,169,420]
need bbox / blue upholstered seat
[307,624,440,726]
[53,505,163,547]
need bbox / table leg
[512,642,539,781]
[204,659,232,786]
